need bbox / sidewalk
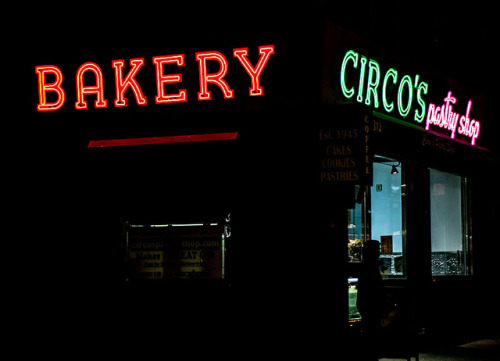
[380,338,500,361]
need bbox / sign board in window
[125,223,225,280]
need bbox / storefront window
[347,156,406,278]
[371,160,405,277]
[430,170,470,276]
[123,215,230,281]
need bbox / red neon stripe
[88,132,238,148]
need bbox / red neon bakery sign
[35,45,275,111]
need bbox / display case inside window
[348,278,361,322]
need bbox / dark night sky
[19,1,496,96]
[330,1,496,88]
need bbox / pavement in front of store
[380,338,500,361]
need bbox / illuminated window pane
[347,157,406,278]
[371,161,405,277]
[430,170,469,276]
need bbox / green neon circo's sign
[340,50,428,123]
[339,49,481,146]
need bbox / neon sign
[113,58,148,107]
[75,62,107,109]
[152,54,187,104]
[426,91,480,145]
[35,66,65,111]
[87,131,239,148]
[35,45,274,111]
[340,50,428,123]
[339,50,482,146]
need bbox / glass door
[347,155,407,323]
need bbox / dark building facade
[11,4,499,357]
